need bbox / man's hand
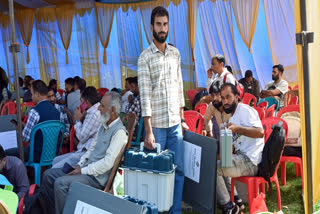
[181,122,189,132]
[144,132,155,150]
[74,107,84,121]
[227,122,240,134]
[207,68,214,79]
[68,167,81,175]
[128,94,133,104]
[207,131,213,138]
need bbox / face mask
[223,100,236,114]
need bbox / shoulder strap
[223,73,228,83]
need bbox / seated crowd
[0,52,300,214]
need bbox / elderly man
[39,92,128,214]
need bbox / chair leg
[295,163,300,177]
[34,165,41,186]
[259,183,265,194]
[247,182,258,213]
[280,161,286,186]
[299,161,304,189]
[230,178,235,202]
[274,178,281,211]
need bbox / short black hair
[212,54,225,66]
[47,86,54,93]
[209,81,220,94]
[18,77,23,87]
[0,145,5,160]
[74,78,86,92]
[74,76,81,82]
[65,77,74,86]
[125,77,133,83]
[111,88,119,93]
[221,83,239,96]
[226,65,233,74]
[49,79,57,88]
[273,64,284,73]
[32,80,48,96]
[25,75,33,87]
[81,86,99,105]
[245,70,253,78]
[151,6,169,26]
[130,76,138,86]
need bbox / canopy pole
[8,0,24,162]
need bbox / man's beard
[213,101,222,110]
[100,111,111,127]
[153,30,168,43]
[272,73,280,81]
[223,100,236,114]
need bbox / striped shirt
[138,42,185,128]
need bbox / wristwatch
[181,118,186,123]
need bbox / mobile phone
[62,162,74,174]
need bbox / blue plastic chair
[257,97,279,111]
[0,175,13,191]
[25,120,66,186]
[131,117,144,146]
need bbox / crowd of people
[0,6,300,214]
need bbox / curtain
[231,0,259,51]
[16,8,36,64]
[263,0,297,86]
[56,3,75,64]
[186,0,198,61]
[94,2,114,64]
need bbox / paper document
[0,130,17,150]
[184,141,202,183]
[74,200,112,214]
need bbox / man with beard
[260,64,288,108]
[39,92,128,214]
[217,83,264,214]
[52,87,101,168]
[137,6,188,214]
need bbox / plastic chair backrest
[293,85,299,90]
[26,120,66,165]
[266,104,276,118]
[288,96,298,105]
[256,101,268,109]
[69,126,75,152]
[20,102,35,113]
[253,107,266,121]
[131,117,144,146]
[184,111,204,134]
[0,175,13,191]
[0,189,18,214]
[125,113,137,149]
[276,105,300,118]
[288,86,292,91]
[1,102,16,115]
[97,88,109,97]
[186,89,198,108]
[242,93,257,106]
[258,97,279,110]
[57,89,65,97]
[194,103,208,116]
[261,117,288,141]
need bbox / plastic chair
[261,117,288,141]
[293,85,299,90]
[242,93,257,107]
[257,97,279,111]
[0,189,18,214]
[131,117,144,146]
[184,111,204,134]
[97,88,109,98]
[288,96,298,105]
[25,120,66,186]
[194,103,208,116]
[275,105,303,188]
[1,102,17,115]
[186,89,198,109]
[69,126,75,152]
[265,104,276,118]
[20,102,35,114]
[0,175,13,191]
[256,101,268,109]
[57,89,65,98]
[253,107,266,121]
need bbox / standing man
[137,6,188,214]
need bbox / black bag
[192,89,208,109]
[258,121,285,188]
[18,184,47,214]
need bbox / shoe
[234,196,245,210]
[222,201,239,214]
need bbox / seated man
[125,76,141,141]
[47,87,70,139]
[52,87,101,168]
[6,80,60,162]
[23,78,34,102]
[260,64,288,108]
[39,92,128,214]
[10,77,25,101]
[65,78,80,116]
[0,145,29,199]
[239,70,260,101]
[217,83,264,214]
[121,77,133,113]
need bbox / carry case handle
[140,142,161,154]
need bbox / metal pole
[8,0,24,162]
[299,0,313,212]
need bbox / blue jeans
[152,124,184,214]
